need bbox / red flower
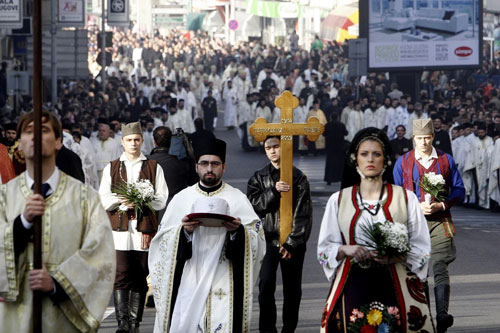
[360,325,377,333]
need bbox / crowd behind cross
[0,27,499,211]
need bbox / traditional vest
[107,159,158,233]
[401,149,456,237]
[321,183,434,333]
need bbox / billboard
[0,0,23,29]
[58,0,85,27]
[364,0,482,71]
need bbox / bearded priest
[148,138,266,333]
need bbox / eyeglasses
[197,161,223,167]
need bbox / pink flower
[387,306,399,316]
[352,308,365,318]
[350,315,357,323]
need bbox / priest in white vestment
[149,139,266,333]
[177,99,195,134]
[487,136,500,208]
[92,120,122,184]
[0,111,115,332]
[223,80,239,128]
[472,124,494,208]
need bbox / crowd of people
[0,25,499,332]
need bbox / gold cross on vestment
[214,288,227,300]
[249,91,324,245]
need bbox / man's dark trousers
[259,243,306,333]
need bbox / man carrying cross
[247,135,312,333]
[247,91,321,332]
[0,111,116,332]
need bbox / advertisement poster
[58,0,85,26]
[367,0,481,70]
[0,0,23,28]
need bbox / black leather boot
[129,291,146,332]
[114,290,130,333]
[435,285,454,333]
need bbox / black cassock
[324,121,348,183]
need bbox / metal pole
[101,0,107,90]
[32,0,43,331]
[51,0,57,106]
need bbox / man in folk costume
[393,119,465,333]
[0,111,116,332]
[99,122,168,332]
[247,136,312,333]
[148,138,266,333]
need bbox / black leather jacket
[247,164,313,252]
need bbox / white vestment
[92,137,122,182]
[224,85,239,127]
[142,131,155,155]
[0,171,116,332]
[473,136,494,208]
[346,111,364,142]
[387,107,409,139]
[363,108,378,129]
[462,134,478,199]
[178,108,195,133]
[487,140,500,205]
[149,183,266,333]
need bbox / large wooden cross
[249,91,324,245]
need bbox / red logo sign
[454,46,473,57]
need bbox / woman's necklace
[358,183,385,216]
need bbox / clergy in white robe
[223,80,239,128]
[387,99,410,140]
[149,139,266,333]
[92,122,122,183]
[177,99,195,134]
[461,128,478,203]
[346,107,364,142]
[376,98,391,129]
[472,125,494,208]
[0,111,115,332]
[487,137,500,207]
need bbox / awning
[187,13,207,31]
[320,4,359,42]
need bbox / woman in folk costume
[317,127,434,333]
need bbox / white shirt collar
[119,152,147,162]
[415,147,438,161]
[25,168,60,195]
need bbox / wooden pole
[32,0,43,331]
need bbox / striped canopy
[320,5,359,42]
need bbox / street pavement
[100,125,500,332]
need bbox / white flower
[119,204,129,212]
[424,172,445,186]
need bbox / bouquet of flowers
[358,221,411,262]
[113,179,156,219]
[419,172,446,204]
[348,302,401,333]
